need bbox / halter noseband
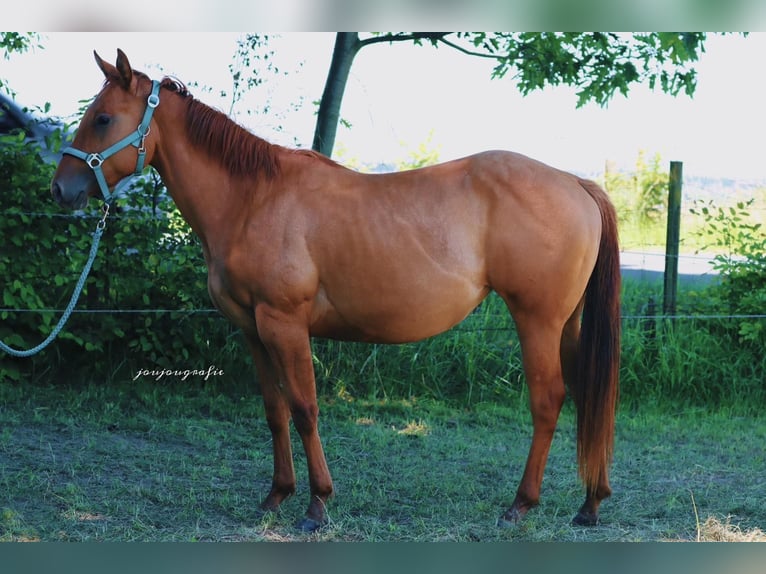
[63,80,161,204]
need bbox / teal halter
[1,81,161,358]
[62,80,161,204]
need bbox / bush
[0,134,250,383]
[690,198,766,345]
[0,134,83,380]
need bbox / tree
[1,33,40,94]
[312,32,710,157]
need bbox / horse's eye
[95,114,112,127]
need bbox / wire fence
[2,200,765,327]
[1,232,763,324]
[2,308,764,323]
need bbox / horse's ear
[115,49,133,89]
[94,50,117,80]
[93,49,133,90]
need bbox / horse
[51,49,621,532]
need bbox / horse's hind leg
[498,311,567,526]
[558,300,610,525]
[559,299,583,403]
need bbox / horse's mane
[155,76,288,180]
[147,77,341,183]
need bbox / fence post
[663,161,683,315]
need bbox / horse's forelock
[160,76,191,98]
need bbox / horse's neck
[150,128,239,256]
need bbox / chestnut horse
[51,50,620,532]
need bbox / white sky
[3,32,765,180]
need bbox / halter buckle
[86,153,105,169]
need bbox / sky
[3,32,766,181]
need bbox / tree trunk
[312,33,361,157]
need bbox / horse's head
[51,49,159,209]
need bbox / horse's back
[272,150,602,342]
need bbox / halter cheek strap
[63,80,161,204]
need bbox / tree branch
[357,32,450,49]
[433,36,503,61]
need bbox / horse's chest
[205,262,258,333]
[206,250,315,331]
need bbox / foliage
[0,32,39,59]
[0,134,249,382]
[0,135,75,381]
[689,198,766,344]
[394,130,441,171]
[310,282,766,414]
[228,34,303,125]
[462,32,707,107]
[312,295,524,406]
[228,34,277,110]
[368,32,708,108]
[0,33,41,94]
[605,150,669,226]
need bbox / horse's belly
[306,191,490,343]
[309,277,489,344]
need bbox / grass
[1,377,765,542]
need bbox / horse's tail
[572,178,621,498]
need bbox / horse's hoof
[497,516,518,529]
[257,501,281,519]
[296,516,326,533]
[497,508,524,528]
[572,510,599,526]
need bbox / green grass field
[1,369,764,542]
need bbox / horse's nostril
[52,181,63,204]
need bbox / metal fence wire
[2,206,765,327]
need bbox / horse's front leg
[245,335,297,513]
[255,305,334,532]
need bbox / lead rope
[0,202,111,357]
[2,80,161,358]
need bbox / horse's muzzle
[51,179,89,210]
